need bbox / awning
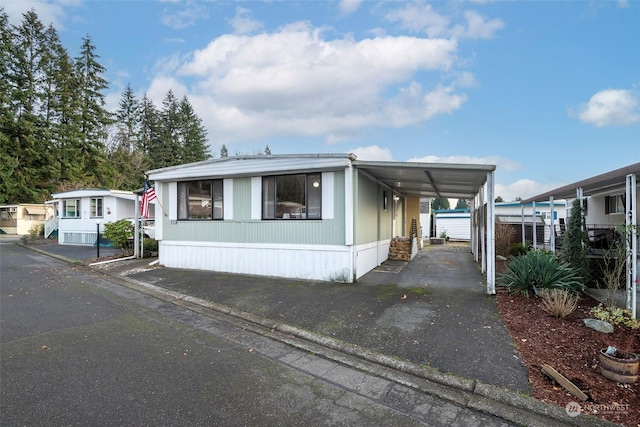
[25,207,46,215]
[353,160,495,199]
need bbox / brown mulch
[495,286,639,427]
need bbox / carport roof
[353,160,495,199]
[521,162,640,204]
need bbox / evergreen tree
[115,83,140,153]
[561,199,590,284]
[139,94,161,158]
[455,198,469,209]
[177,95,209,164]
[264,145,271,155]
[151,90,181,169]
[74,35,112,185]
[0,9,19,203]
[220,144,228,158]
[6,9,50,202]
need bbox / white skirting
[159,239,392,283]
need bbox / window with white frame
[262,173,322,219]
[90,197,103,218]
[62,199,80,218]
[178,180,223,220]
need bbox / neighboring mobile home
[147,154,497,287]
[49,189,154,245]
[0,204,48,235]
[523,162,639,317]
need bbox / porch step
[389,237,412,261]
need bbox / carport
[352,160,497,294]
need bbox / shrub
[143,238,158,252]
[103,219,134,255]
[590,304,640,330]
[509,242,530,257]
[498,249,585,297]
[539,289,578,318]
[28,223,44,238]
[495,220,515,257]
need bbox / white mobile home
[50,189,154,245]
[148,154,498,287]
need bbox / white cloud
[574,88,639,127]
[453,10,504,39]
[338,0,363,15]
[495,179,560,202]
[384,2,450,38]
[161,2,209,30]
[349,145,394,161]
[229,7,263,35]
[3,0,79,28]
[385,4,503,40]
[162,23,463,144]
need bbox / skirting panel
[159,241,353,282]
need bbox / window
[262,173,321,219]
[605,194,625,215]
[178,180,223,220]
[62,199,80,218]
[90,197,103,218]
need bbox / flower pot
[598,348,639,384]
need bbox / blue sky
[4,0,639,201]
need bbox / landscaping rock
[583,318,614,333]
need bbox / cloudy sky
[4,0,639,201]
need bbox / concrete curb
[23,244,620,427]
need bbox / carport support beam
[486,171,496,294]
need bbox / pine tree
[74,35,112,185]
[220,144,229,158]
[177,95,209,164]
[561,199,590,284]
[152,90,182,169]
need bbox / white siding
[436,213,471,241]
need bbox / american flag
[140,179,156,219]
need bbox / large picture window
[178,180,223,220]
[62,199,80,218]
[90,197,103,218]
[262,173,321,219]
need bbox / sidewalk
[20,240,619,427]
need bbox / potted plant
[598,345,639,384]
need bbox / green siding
[161,171,346,245]
[232,178,252,220]
[355,173,380,245]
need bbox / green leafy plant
[590,304,640,330]
[499,249,585,297]
[103,219,134,255]
[509,242,531,257]
[28,223,44,238]
[143,238,158,253]
[439,231,448,240]
[539,289,578,318]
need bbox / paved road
[1,244,516,426]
